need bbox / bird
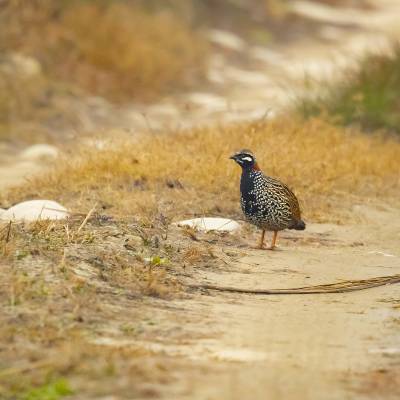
[230,149,305,250]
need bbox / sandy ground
[176,203,400,399]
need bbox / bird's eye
[241,156,253,162]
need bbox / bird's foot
[251,244,276,250]
[251,244,279,251]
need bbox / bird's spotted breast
[240,170,299,231]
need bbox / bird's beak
[229,155,236,160]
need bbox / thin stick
[76,204,97,234]
[188,274,400,295]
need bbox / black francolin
[230,149,305,250]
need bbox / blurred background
[1,0,400,186]
[1,0,399,142]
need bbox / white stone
[1,200,69,221]
[174,217,240,232]
[19,144,58,161]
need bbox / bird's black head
[230,149,259,170]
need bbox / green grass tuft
[298,45,400,134]
[21,379,73,400]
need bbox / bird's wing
[265,176,302,220]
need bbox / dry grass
[6,117,400,222]
[0,1,207,102]
[0,163,242,398]
[0,213,220,398]
[0,285,184,398]
[55,3,207,101]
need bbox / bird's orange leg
[268,231,278,250]
[257,229,266,249]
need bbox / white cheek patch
[242,156,253,162]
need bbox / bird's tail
[289,219,306,230]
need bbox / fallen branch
[188,274,400,295]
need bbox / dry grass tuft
[0,209,222,398]
[56,3,208,101]
[0,1,207,102]
[6,117,400,222]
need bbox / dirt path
[174,203,400,399]
[188,203,399,398]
